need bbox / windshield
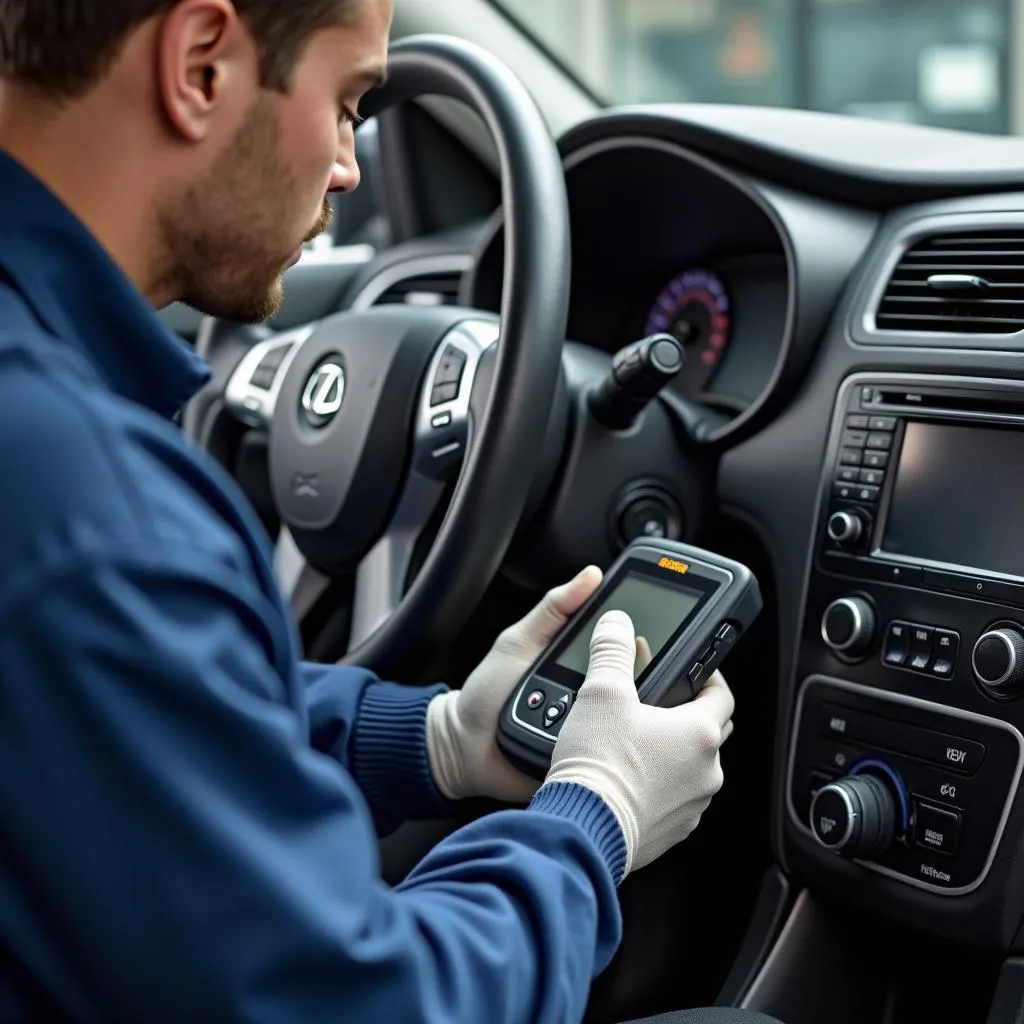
[493,0,1011,135]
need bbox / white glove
[426,565,604,803]
[543,610,735,878]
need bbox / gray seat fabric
[624,1009,783,1024]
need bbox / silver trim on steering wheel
[347,317,500,651]
[224,324,316,428]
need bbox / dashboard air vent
[374,271,462,308]
[876,230,1024,334]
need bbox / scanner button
[526,690,545,710]
[716,623,739,646]
[544,703,566,727]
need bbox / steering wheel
[185,35,571,680]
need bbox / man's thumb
[583,610,638,691]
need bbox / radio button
[833,482,857,502]
[948,576,1024,606]
[863,451,890,469]
[883,622,911,667]
[846,415,869,430]
[907,731,985,773]
[923,569,952,592]
[860,562,922,586]
[842,430,868,448]
[837,467,859,484]
[854,485,880,505]
[913,801,961,855]
[909,626,934,671]
[866,432,894,450]
[821,597,876,657]
[839,448,864,466]
[859,468,885,486]
[868,416,898,432]
[931,628,959,678]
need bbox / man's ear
[155,0,257,142]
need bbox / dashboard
[333,102,1024,966]
[466,135,791,419]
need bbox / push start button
[612,485,684,548]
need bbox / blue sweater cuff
[351,681,454,827]
[529,782,628,885]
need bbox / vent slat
[875,229,1024,334]
[375,272,461,307]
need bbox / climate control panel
[788,677,1023,894]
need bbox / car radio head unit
[820,378,1024,594]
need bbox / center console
[788,373,1024,900]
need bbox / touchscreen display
[554,572,704,681]
[882,421,1024,576]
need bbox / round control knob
[821,597,876,657]
[827,510,865,548]
[972,626,1024,699]
[810,774,896,858]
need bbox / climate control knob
[827,510,866,548]
[972,626,1024,699]
[810,774,896,858]
[821,597,876,658]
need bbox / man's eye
[339,106,364,127]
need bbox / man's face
[160,0,392,324]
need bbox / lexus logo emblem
[301,361,345,426]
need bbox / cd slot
[866,387,1024,420]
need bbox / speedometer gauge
[644,268,731,396]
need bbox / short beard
[153,96,332,325]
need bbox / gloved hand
[426,565,604,803]
[543,610,735,879]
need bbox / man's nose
[328,150,361,194]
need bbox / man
[0,2,768,1022]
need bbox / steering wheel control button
[810,774,896,858]
[973,625,1024,699]
[434,345,467,386]
[430,382,459,407]
[913,801,961,856]
[251,343,294,391]
[883,621,911,667]
[821,597,876,658]
[526,690,545,710]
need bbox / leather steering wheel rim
[189,35,571,680]
[343,35,570,677]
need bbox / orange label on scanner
[658,557,690,575]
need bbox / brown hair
[0,0,360,98]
